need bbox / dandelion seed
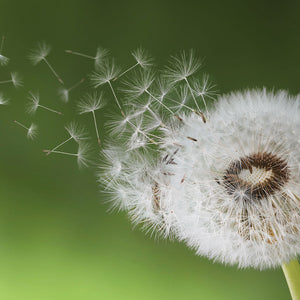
[101,89,300,270]
[28,42,64,84]
[0,72,22,87]
[45,122,88,156]
[113,47,153,81]
[164,50,206,119]
[27,92,63,115]
[0,92,9,105]
[58,78,85,102]
[123,70,175,116]
[77,92,106,146]
[65,46,109,69]
[0,36,9,66]
[90,59,122,110]
[14,120,38,140]
[43,142,91,168]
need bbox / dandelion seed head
[164,49,202,83]
[95,47,109,69]
[77,142,92,168]
[28,42,51,65]
[58,87,69,102]
[101,88,300,269]
[131,47,153,69]
[27,123,38,140]
[27,92,40,114]
[11,72,22,87]
[77,91,106,114]
[65,122,88,143]
[122,69,155,98]
[0,92,9,105]
[0,54,9,66]
[90,59,120,87]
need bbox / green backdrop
[0,0,299,299]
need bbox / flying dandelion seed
[65,46,109,69]
[58,78,85,102]
[14,120,38,140]
[0,36,9,66]
[77,92,106,146]
[27,92,63,115]
[0,92,9,105]
[0,72,22,87]
[28,42,64,84]
[45,122,89,155]
[43,142,91,168]
[113,47,153,81]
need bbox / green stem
[282,259,300,300]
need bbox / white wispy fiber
[14,120,38,140]
[100,88,300,269]
[28,42,64,84]
[0,36,9,66]
[0,92,9,105]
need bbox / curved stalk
[282,259,300,300]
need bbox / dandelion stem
[14,120,28,130]
[92,110,101,146]
[282,259,300,300]
[113,63,139,81]
[43,58,64,84]
[145,90,174,115]
[108,80,122,110]
[65,50,95,60]
[38,104,63,115]
[68,78,85,92]
[0,79,12,84]
[44,150,78,157]
[46,136,73,156]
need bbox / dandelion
[113,47,153,81]
[28,42,64,84]
[14,120,38,140]
[58,78,85,102]
[65,46,109,69]
[0,36,9,66]
[27,92,63,115]
[100,87,300,298]
[0,92,9,105]
[0,72,22,87]
[77,92,106,146]
[44,122,88,156]
[43,142,91,168]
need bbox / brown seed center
[222,152,290,201]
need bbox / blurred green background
[0,0,299,299]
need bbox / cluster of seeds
[1,36,300,270]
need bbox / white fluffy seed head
[0,54,9,66]
[27,92,40,114]
[131,47,153,69]
[27,123,38,140]
[164,49,202,83]
[90,59,120,87]
[77,142,92,168]
[65,122,89,143]
[0,92,9,105]
[58,87,69,103]
[95,47,109,69]
[77,91,106,114]
[11,72,22,88]
[101,88,300,269]
[28,42,51,65]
